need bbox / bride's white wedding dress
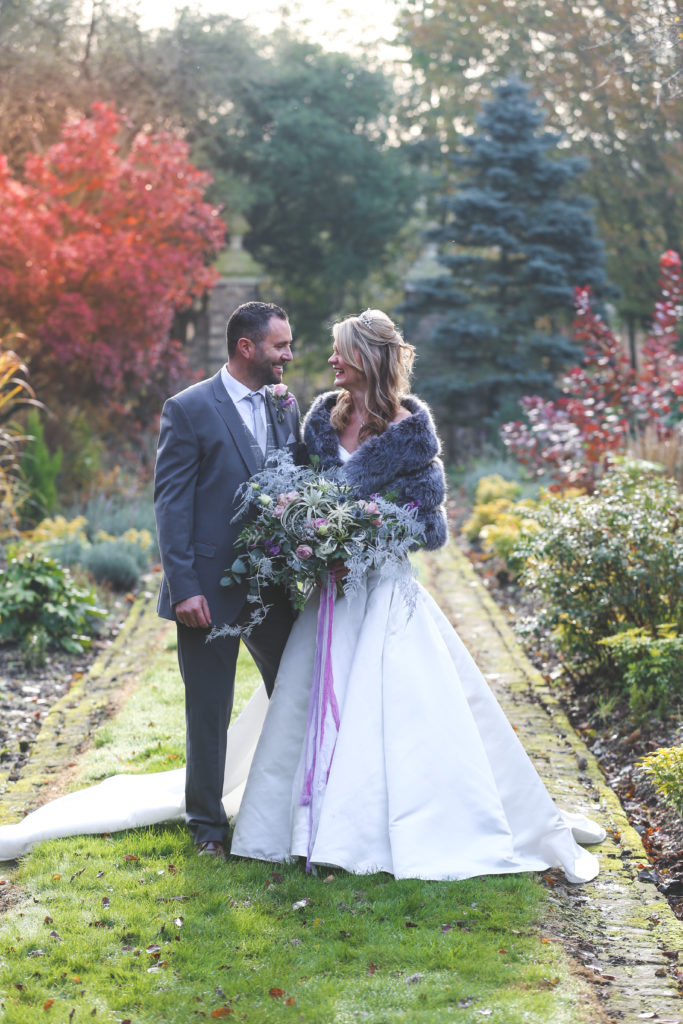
[0,571,605,881]
[230,571,603,882]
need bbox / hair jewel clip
[358,310,373,328]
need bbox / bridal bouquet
[214,449,424,635]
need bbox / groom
[154,301,301,859]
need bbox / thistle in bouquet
[213,450,424,636]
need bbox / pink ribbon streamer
[298,576,340,872]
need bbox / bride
[229,309,603,882]
[0,310,604,881]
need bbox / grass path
[0,609,602,1023]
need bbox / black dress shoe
[196,840,227,859]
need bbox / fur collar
[303,390,442,486]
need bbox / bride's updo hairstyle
[330,309,415,441]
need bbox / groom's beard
[253,359,288,387]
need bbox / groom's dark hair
[226,301,288,356]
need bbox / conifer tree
[405,78,611,429]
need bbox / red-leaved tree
[0,103,225,423]
[501,251,683,490]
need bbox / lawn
[0,622,597,1023]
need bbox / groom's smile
[252,317,293,386]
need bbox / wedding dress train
[0,574,605,881]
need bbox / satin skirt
[230,573,604,882]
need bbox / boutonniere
[272,382,295,423]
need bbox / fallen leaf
[210,1010,233,1018]
[285,996,296,1006]
[173,917,184,928]
[96,871,105,878]
[52,874,61,881]
[49,931,62,941]
[292,898,311,911]
[270,872,284,884]
[441,924,452,933]
[70,867,85,882]
[269,988,285,998]
[123,855,139,862]
[146,944,162,954]
[323,875,335,883]
[368,961,378,975]
[72,976,81,983]
[102,897,110,908]
[405,972,424,984]
[43,999,54,1010]
[405,921,418,928]
[44,915,53,924]
[168,863,177,874]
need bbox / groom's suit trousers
[176,588,295,846]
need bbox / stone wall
[186,276,261,375]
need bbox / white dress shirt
[221,364,268,440]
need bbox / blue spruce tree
[405,78,612,432]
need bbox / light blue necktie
[248,391,267,454]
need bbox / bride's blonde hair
[330,310,415,441]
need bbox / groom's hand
[175,595,212,629]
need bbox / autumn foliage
[0,103,225,421]
[501,251,683,489]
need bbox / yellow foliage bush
[480,507,540,565]
[121,527,154,552]
[463,496,516,542]
[473,474,522,506]
[639,745,683,817]
[28,514,89,546]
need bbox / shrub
[517,459,683,678]
[480,506,540,571]
[639,746,683,817]
[83,540,142,591]
[463,475,523,541]
[19,408,62,525]
[0,553,105,654]
[501,251,683,490]
[78,485,157,556]
[0,344,39,535]
[473,474,523,506]
[599,627,683,722]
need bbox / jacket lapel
[211,373,260,477]
[265,388,290,448]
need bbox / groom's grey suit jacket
[154,370,301,626]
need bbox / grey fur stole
[303,391,448,550]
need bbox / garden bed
[464,536,683,923]
[0,594,135,789]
